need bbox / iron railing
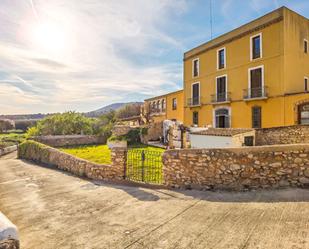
[187,97,201,107]
[211,92,231,103]
[126,149,163,184]
[243,87,268,100]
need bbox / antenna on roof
[209,0,213,39]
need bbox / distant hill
[85,102,143,117]
[0,102,143,120]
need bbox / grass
[60,144,165,183]
[0,133,26,149]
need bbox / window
[249,66,264,98]
[304,39,308,53]
[161,99,166,111]
[193,111,199,126]
[172,98,177,110]
[217,48,226,69]
[244,136,254,146]
[252,106,262,128]
[214,108,230,128]
[305,77,308,92]
[299,103,309,124]
[216,75,227,102]
[156,100,160,111]
[192,58,199,77]
[191,82,200,106]
[251,34,262,60]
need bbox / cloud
[0,0,187,114]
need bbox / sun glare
[32,22,67,56]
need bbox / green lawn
[60,144,165,184]
[59,144,165,165]
[0,133,25,149]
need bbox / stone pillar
[111,148,127,180]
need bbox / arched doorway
[298,103,309,124]
[214,108,230,128]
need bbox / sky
[1,0,309,114]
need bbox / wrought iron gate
[126,149,163,184]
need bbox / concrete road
[0,152,309,249]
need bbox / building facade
[184,7,309,128]
[144,90,184,123]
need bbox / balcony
[187,97,201,107]
[243,87,268,101]
[211,92,231,104]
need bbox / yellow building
[184,6,309,128]
[144,90,184,123]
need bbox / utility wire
[210,0,213,39]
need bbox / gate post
[111,148,128,180]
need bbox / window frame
[252,106,262,129]
[248,65,265,95]
[192,58,200,78]
[193,111,199,126]
[304,39,308,54]
[305,77,308,92]
[250,33,263,61]
[215,74,228,101]
[217,47,226,70]
[172,98,177,110]
[191,82,200,106]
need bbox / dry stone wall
[163,144,309,190]
[33,135,106,147]
[255,125,309,145]
[18,140,126,182]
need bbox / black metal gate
[126,149,163,184]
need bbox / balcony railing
[243,87,268,100]
[187,96,201,107]
[211,92,231,103]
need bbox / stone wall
[33,135,106,147]
[255,125,309,145]
[112,125,133,137]
[0,146,17,157]
[0,239,19,249]
[18,140,126,182]
[163,144,309,190]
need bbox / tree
[116,103,141,119]
[26,112,94,136]
[0,119,14,133]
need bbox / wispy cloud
[1,0,309,114]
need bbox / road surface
[0,152,309,249]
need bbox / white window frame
[250,33,263,61]
[191,82,200,105]
[192,58,200,78]
[212,106,231,128]
[217,47,226,70]
[304,39,308,53]
[248,65,265,97]
[172,98,177,110]
[215,74,228,100]
[305,76,308,91]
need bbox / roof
[184,6,290,60]
[144,89,183,102]
[191,128,254,137]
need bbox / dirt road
[0,152,308,249]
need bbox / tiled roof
[191,128,254,137]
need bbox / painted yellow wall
[166,90,184,122]
[144,90,184,123]
[183,7,309,128]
